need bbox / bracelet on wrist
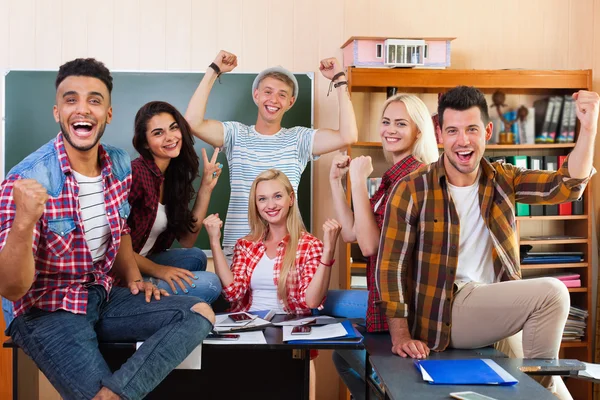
[209,62,222,83]
[334,81,348,89]
[319,258,335,267]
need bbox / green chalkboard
[4,71,314,250]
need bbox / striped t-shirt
[72,171,111,263]
[221,121,317,247]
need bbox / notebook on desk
[415,359,518,385]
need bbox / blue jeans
[7,285,212,400]
[146,247,221,303]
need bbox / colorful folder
[415,358,519,385]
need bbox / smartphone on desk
[291,325,312,335]
[450,392,498,400]
[228,312,255,323]
[206,333,240,341]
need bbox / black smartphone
[291,325,312,335]
[206,333,240,341]
[228,312,254,323]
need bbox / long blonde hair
[246,169,306,308]
[380,94,439,165]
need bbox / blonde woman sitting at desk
[203,168,342,315]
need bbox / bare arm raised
[185,50,238,147]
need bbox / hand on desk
[392,338,430,359]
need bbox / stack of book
[524,273,581,288]
[521,251,584,265]
[563,306,588,342]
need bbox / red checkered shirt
[128,157,176,254]
[223,231,324,315]
[0,133,132,318]
[366,155,422,332]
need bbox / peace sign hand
[200,147,223,192]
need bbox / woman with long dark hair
[128,101,221,302]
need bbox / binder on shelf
[547,96,564,143]
[567,95,577,142]
[572,197,584,215]
[544,156,559,216]
[557,96,573,143]
[506,156,529,216]
[534,97,554,143]
[557,156,572,215]
[529,156,545,216]
[414,358,518,385]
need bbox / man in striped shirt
[185,51,357,256]
[376,86,598,396]
[0,58,215,400]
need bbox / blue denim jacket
[2,137,131,330]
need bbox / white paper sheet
[214,316,272,332]
[272,315,337,327]
[282,322,347,341]
[579,362,600,380]
[203,330,267,345]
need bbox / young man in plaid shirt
[0,59,215,400]
[377,85,598,398]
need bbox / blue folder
[414,359,518,385]
[286,320,364,345]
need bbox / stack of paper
[563,306,588,342]
[214,313,272,332]
[282,320,363,344]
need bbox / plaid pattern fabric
[223,231,324,315]
[376,154,592,351]
[128,157,176,254]
[366,155,421,333]
[0,133,132,318]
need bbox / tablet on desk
[519,359,585,375]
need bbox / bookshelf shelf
[341,67,593,400]
[568,288,588,293]
[520,263,588,270]
[560,342,588,348]
[520,239,588,245]
[516,215,587,221]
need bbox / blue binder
[414,359,518,385]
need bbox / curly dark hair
[133,101,200,238]
[438,85,489,128]
[56,58,113,97]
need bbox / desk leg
[365,352,371,400]
[300,350,310,400]
[12,347,18,400]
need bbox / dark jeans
[7,285,212,400]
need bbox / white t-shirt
[139,203,168,257]
[248,253,285,313]
[221,122,317,247]
[72,171,111,264]
[447,179,495,286]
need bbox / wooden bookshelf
[340,67,593,400]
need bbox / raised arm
[184,50,238,147]
[567,90,598,179]
[304,219,342,308]
[0,179,46,301]
[348,155,381,257]
[329,154,356,242]
[179,148,223,247]
[203,214,234,288]
[312,58,358,156]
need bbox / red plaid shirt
[223,231,324,315]
[0,133,132,318]
[128,157,176,254]
[366,155,421,332]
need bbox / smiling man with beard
[376,85,598,399]
[0,58,215,400]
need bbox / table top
[4,326,364,351]
[363,333,556,400]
